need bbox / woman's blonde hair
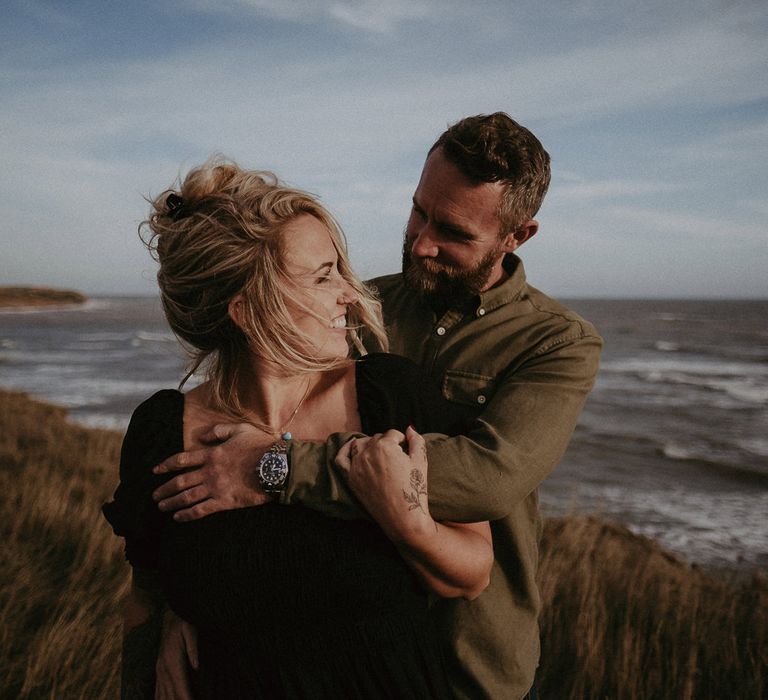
[141,156,388,419]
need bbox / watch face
[259,452,289,487]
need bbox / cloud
[13,0,81,28]
[522,24,766,124]
[670,120,768,164]
[553,176,682,202]
[741,198,768,218]
[182,0,437,32]
[589,205,767,244]
[327,0,434,32]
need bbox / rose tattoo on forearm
[403,468,428,515]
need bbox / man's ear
[503,220,539,252]
[228,294,246,331]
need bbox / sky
[1,0,766,298]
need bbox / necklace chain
[251,376,312,439]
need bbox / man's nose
[409,226,439,258]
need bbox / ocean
[1,297,766,573]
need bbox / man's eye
[443,227,471,242]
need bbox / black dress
[103,354,455,699]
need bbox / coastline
[0,286,88,309]
[0,387,765,698]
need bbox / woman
[103,158,492,699]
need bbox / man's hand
[155,609,198,700]
[152,423,273,521]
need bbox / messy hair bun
[140,156,387,419]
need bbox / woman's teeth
[330,316,346,329]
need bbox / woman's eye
[316,275,331,284]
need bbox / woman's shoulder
[356,352,421,379]
[120,389,185,475]
[355,352,428,401]
[104,389,184,567]
[355,353,448,434]
[129,388,184,425]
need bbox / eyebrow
[309,262,334,275]
[413,197,474,240]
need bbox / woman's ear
[228,294,246,331]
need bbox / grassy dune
[538,519,766,698]
[0,389,765,699]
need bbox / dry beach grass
[0,389,765,699]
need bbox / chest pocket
[442,370,497,408]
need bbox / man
[154,112,602,699]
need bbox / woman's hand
[155,609,198,700]
[345,427,434,544]
[338,426,493,600]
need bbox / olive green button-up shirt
[285,255,602,699]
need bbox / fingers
[199,422,239,445]
[336,435,375,474]
[338,430,413,484]
[154,449,208,475]
[352,436,373,453]
[157,611,196,700]
[157,485,210,513]
[380,428,406,444]
[153,470,205,502]
[184,623,199,670]
[405,425,427,464]
[335,440,353,473]
[351,432,405,461]
[172,499,219,523]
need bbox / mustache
[403,246,459,277]
[411,257,454,275]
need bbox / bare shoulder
[182,383,231,449]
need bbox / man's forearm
[281,432,368,518]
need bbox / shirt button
[477,395,487,404]
[436,326,446,336]
[477,307,486,317]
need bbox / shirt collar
[425,254,527,318]
[476,254,527,313]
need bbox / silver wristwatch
[256,437,290,493]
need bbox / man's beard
[401,233,503,302]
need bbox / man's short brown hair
[431,112,551,236]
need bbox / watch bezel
[257,442,289,492]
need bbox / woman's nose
[337,279,359,305]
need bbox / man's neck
[480,255,514,293]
